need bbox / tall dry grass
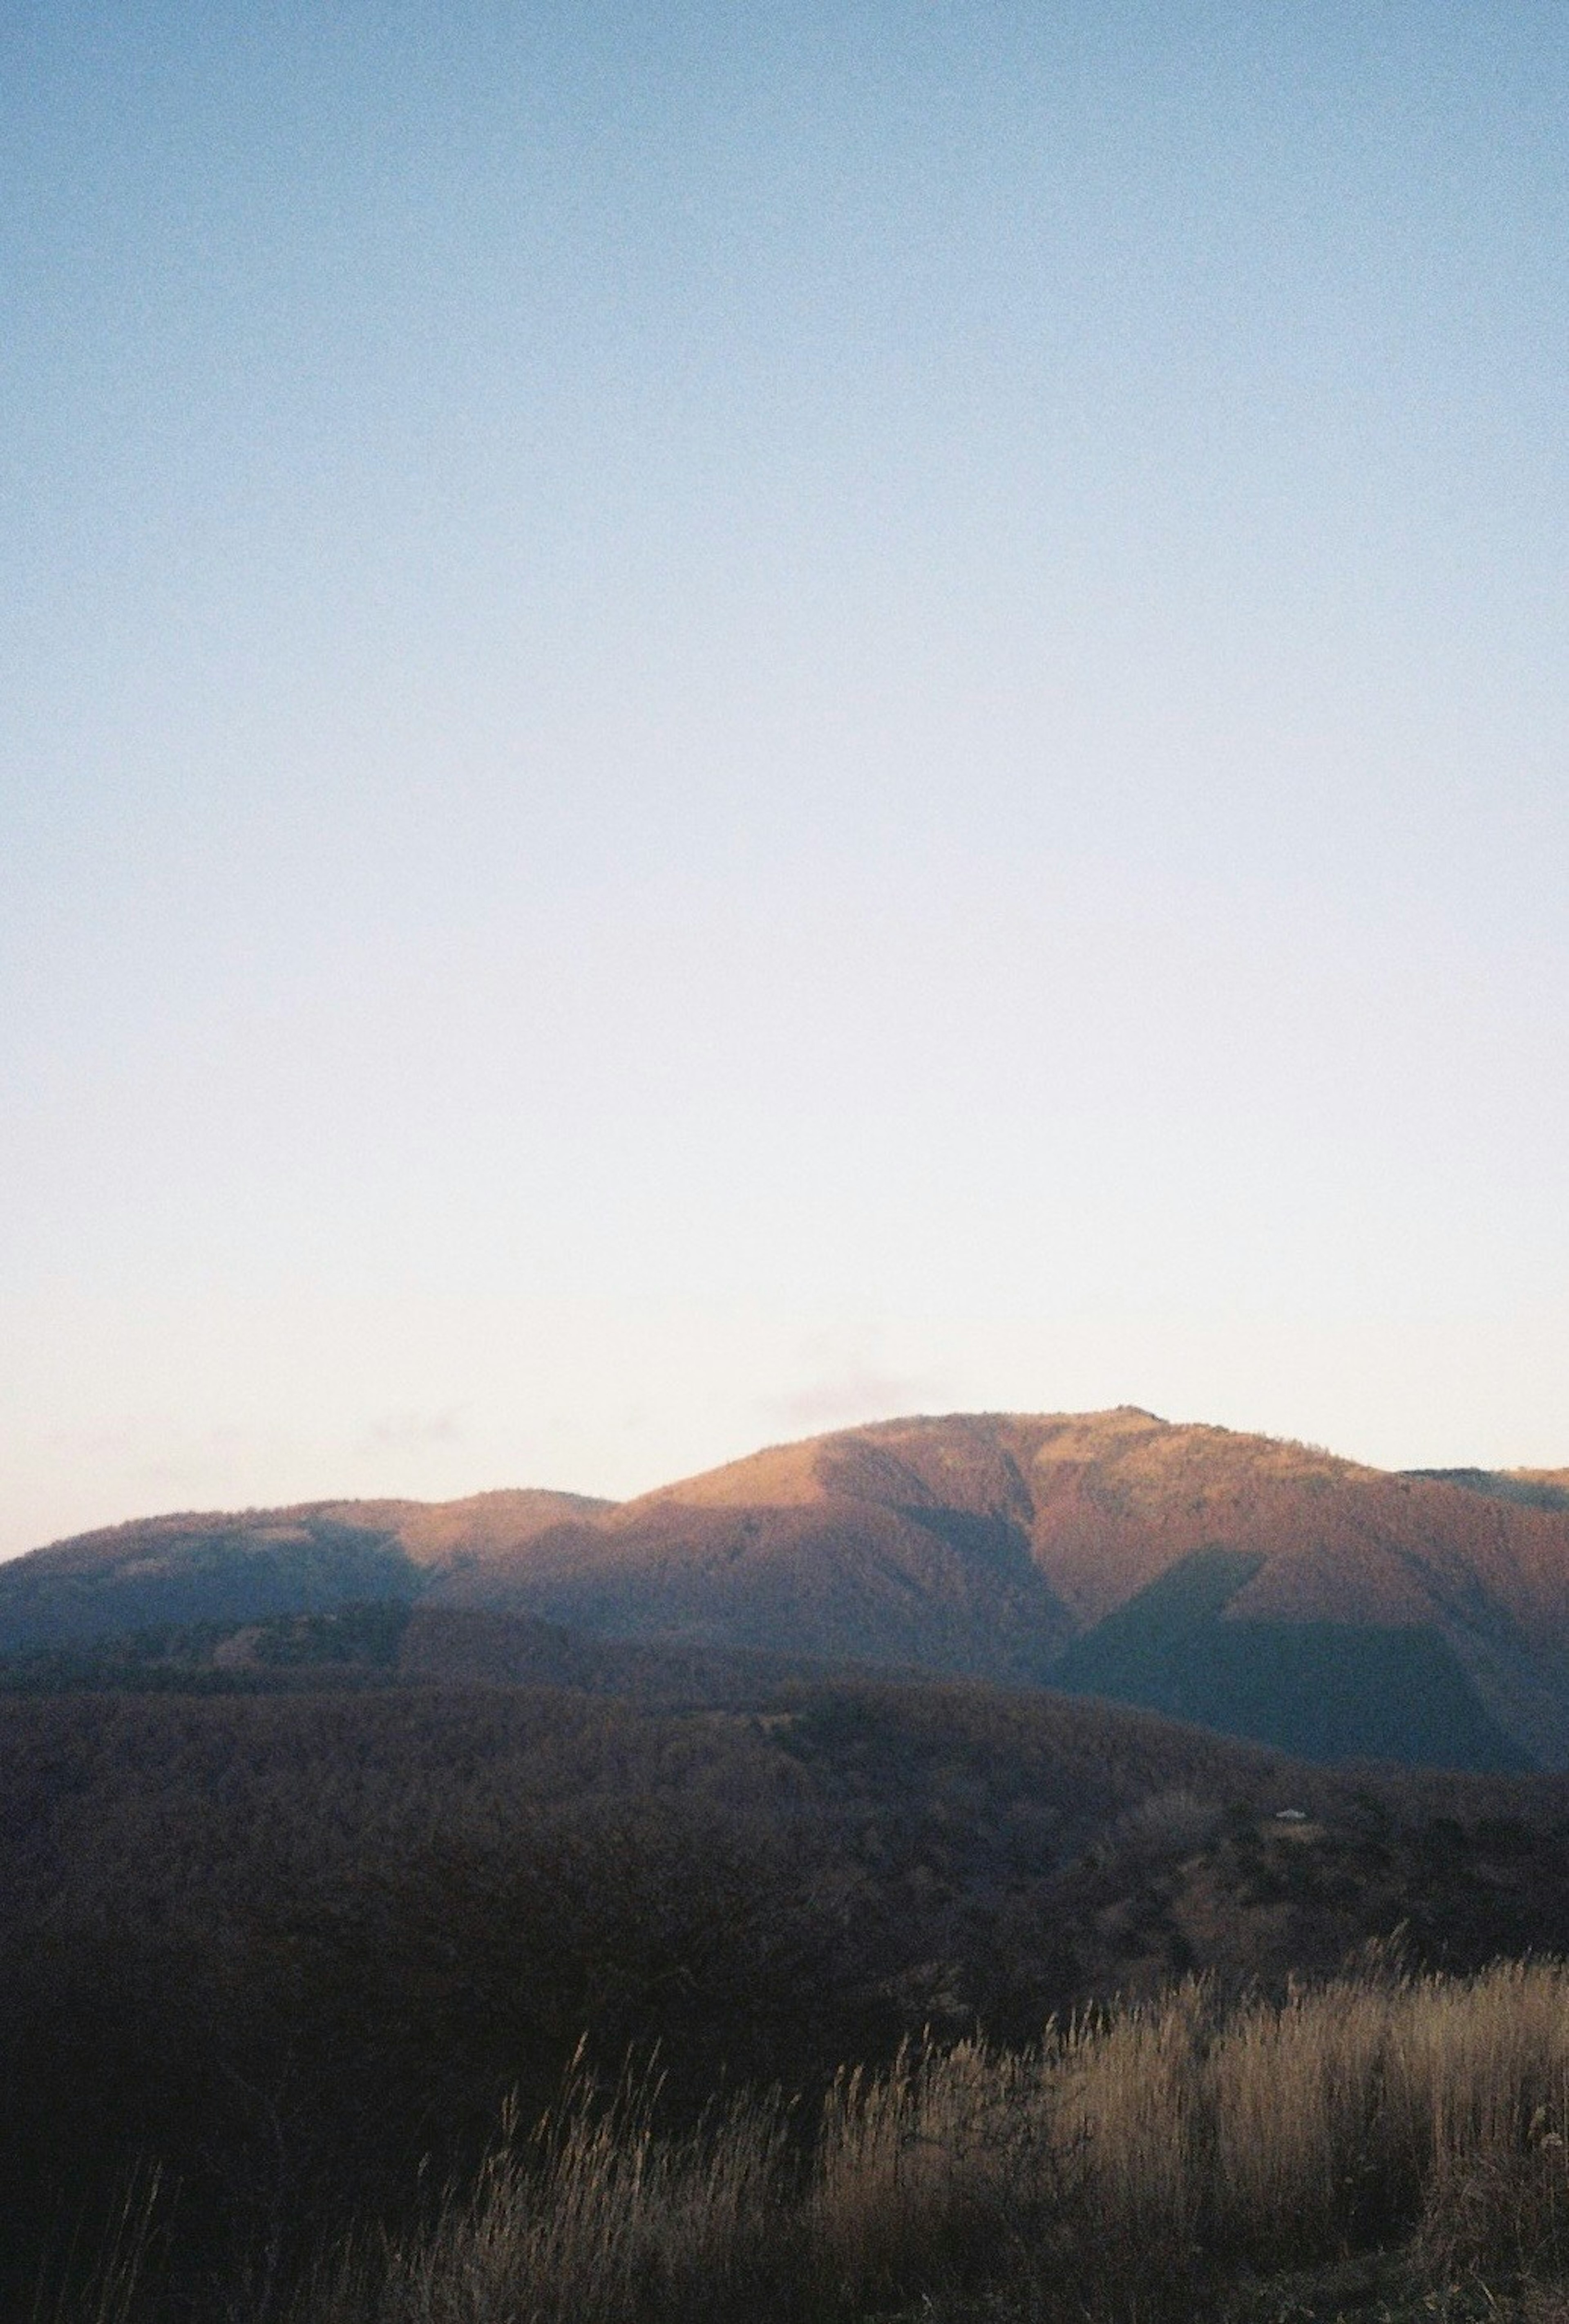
[809,2035,1055,2307]
[302,2057,802,2324]
[273,1961,1569,2322]
[34,2164,163,2324]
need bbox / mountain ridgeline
[5,1410,1568,1770]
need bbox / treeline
[0,1601,413,1692]
[6,1679,1569,2316]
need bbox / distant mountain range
[5,1408,1569,1770]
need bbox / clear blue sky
[4,2,1568,1552]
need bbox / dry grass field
[65,1957,1569,2323]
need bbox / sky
[3,1,1568,1555]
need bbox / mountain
[0,1487,606,1643]
[4,1409,1568,1769]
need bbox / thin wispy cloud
[765,1367,956,1435]
[361,1409,467,1456]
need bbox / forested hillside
[6,1409,1569,1767]
[7,1674,1569,2315]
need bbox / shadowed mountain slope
[4,1411,1567,1767]
[0,1488,608,1649]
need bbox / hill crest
[4,1409,1566,1770]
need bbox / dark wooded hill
[5,1409,1568,1768]
[4,1669,1569,2313]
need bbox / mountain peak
[4,1411,1566,1770]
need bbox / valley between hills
[7,1406,1569,1769]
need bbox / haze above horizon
[4,3,1567,1559]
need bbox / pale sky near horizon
[4,2,1568,1556]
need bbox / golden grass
[273,1962,1569,2322]
[308,2059,799,2324]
